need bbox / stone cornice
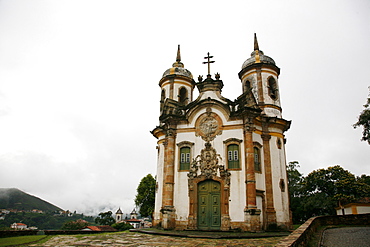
[159,74,195,87]
[238,63,280,80]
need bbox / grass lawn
[293,224,302,230]
[0,235,50,246]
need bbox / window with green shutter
[180,147,190,171]
[254,147,261,172]
[227,144,240,169]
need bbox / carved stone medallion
[195,108,222,142]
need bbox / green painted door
[197,180,221,230]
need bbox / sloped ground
[320,227,370,247]
[29,231,285,246]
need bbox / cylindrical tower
[238,34,282,118]
[159,45,195,112]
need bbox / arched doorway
[197,180,221,230]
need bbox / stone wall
[0,230,38,238]
[276,213,370,247]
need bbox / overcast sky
[0,0,369,216]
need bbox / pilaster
[261,133,277,227]
[244,208,261,232]
[242,119,261,231]
[256,67,264,104]
[161,127,176,229]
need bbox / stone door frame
[187,175,231,231]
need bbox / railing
[276,213,370,247]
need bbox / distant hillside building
[152,34,292,231]
[125,218,142,229]
[81,225,117,232]
[11,223,27,230]
[336,198,370,215]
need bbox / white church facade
[151,34,292,231]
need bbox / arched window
[179,147,191,171]
[268,77,278,100]
[254,147,261,172]
[227,144,240,169]
[160,89,166,111]
[179,87,188,104]
[244,80,251,92]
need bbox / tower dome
[241,33,275,69]
[162,45,193,79]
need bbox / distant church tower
[151,34,291,231]
[115,208,123,222]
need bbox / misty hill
[0,188,63,212]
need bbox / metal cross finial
[203,52,215,75]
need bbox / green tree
[287,164,370,224]
[134,174,156,217]
[354,87,370,144]
[61,219,88,230]
[286,161,305,223]
[95,211,115,225]
[300,165,369,219]
[287,161,303,197]
[111,222,134,231]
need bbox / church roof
[162,45,193,79]
[116,208,122,214]
[241,33,276,69]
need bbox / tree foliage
[134,174,156,217]
[61,219,88,230]
[287,163,370,224]
[111,222,134,231]
[94,211,115,226]
[0,211,94,230]
[354,87,370,145]
[287,161,303,197]
[287,161,306,223]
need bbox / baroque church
[151,34,292,231]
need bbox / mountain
[0,188,63,212]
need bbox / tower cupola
[161,45,193,80]
[238,34,282,118]
[241,33,276,69]
[159,45,195,110]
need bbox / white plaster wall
[344,207,353,215]
[173,80,194,102]
[173,170,189,220]
[255,173,265,191]
[154,138,165,221]
[261,72,282,118]
[257,196,263,225]
[161,78,193,102]
[174,112,247,222]
[253,133,266,192]
[173,132,193,220]
[357,206,370,214]
[229,170,246,221]
[198,91,228,104]
[188,107,232,128]
[261,73,281,105]
[242,74,258,102]
[269,135,290,223]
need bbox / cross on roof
[203,52,215,75]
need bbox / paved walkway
[320,227,370,247]
[30,231,285,246]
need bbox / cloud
[0,0,369,216]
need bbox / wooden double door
[197,180,221,230]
